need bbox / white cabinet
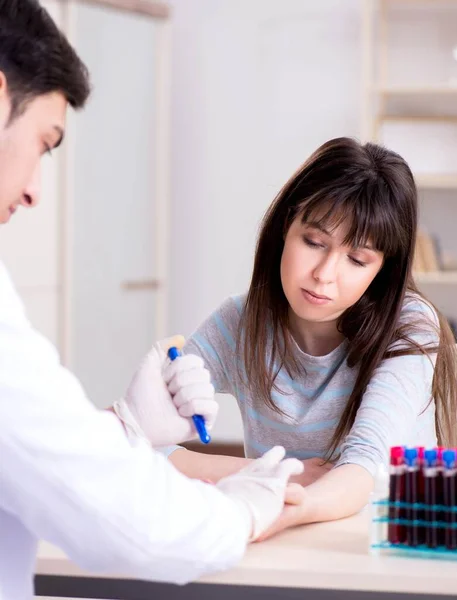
[0,0,170,407]
[68,2,168,406]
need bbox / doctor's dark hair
[0,0,90,121]
[237,137,457,455]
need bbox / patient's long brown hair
[238,137,457,456]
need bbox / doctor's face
[0,74,67,224]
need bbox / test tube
[388,446,405,545]
[423,448,438,549]
[437,447,446,546]
[442,449,457,551]
[404,447,419,547]
[417,446,425,545]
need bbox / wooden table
[35,509,457,599]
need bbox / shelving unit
[415,271,457,283]
[414,174,457,189]
[373,84,457,95]
[363,0,457,298]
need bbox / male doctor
[0,2,304,599]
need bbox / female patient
[168,137,457,532]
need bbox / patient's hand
[290,457,333,487]
[255,483,307,542]
[284,482,306,505]
[255,459,334,542]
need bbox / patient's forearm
[169,448,251,482]
[299,463,374,523]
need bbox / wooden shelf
[415,174,457,189]
[374,85,457,96]
[76,0,170,18]
[415,271,457,283]
[365,2,457,293]
[383,0,457,4]
[380,114,457,122]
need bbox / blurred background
[1,0,457,449]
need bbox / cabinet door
[67,2,162,407]
[0,0,63,347]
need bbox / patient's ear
[283,208,294,241]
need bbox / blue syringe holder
[167,346,211,444]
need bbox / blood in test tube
[388,446,405,544]
[442,449,457,551]
[437,447,445,547]
[423,448,438,549]
[417,446,425,544]
[404,447,419,547]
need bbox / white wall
[168,0,457,441]
[168,0,362,440]
[168,0,362,336]
[3,0,455,443]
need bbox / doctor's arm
[0,267,300,583]
[0,332,252,583]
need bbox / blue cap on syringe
[168,346,211,444]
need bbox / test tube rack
[371,498,457,560]
[370,446,457,560]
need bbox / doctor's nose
[21,163,41,209]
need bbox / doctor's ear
[0,73,15,129]
[0,72,10,114]
[0,72,7,95]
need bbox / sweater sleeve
[183,295,245,396]
[335,297,439,476]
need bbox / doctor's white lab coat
[0,262,249,600]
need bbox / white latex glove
[216,446,304,541]
[112,336,218,447]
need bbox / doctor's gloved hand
[216,446,304,541]
[112,336,218,447]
